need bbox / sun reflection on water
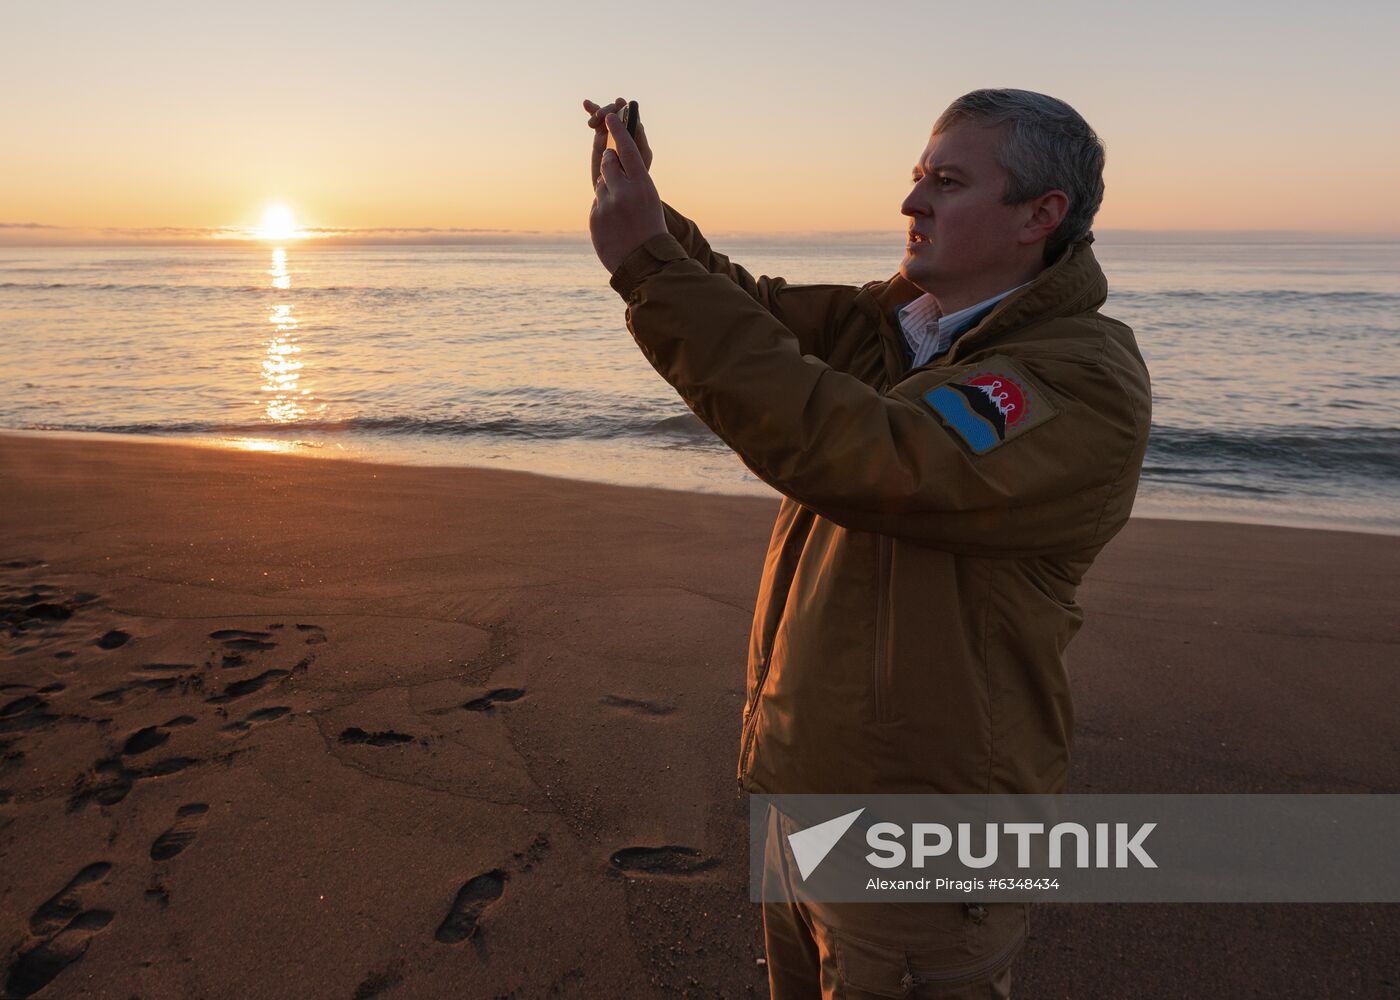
[269,247,291,290]
[226,437,298,453]
[260,246,319,424]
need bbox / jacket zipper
[738,645,775,781]
[873,534,893,724]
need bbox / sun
[255,203,300,241]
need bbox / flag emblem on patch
[922,358,1058,454]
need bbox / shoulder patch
[921,356,1059,454]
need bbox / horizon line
[3,221,1399,248]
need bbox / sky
[4,0,1399,242]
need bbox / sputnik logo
[786,808,865,880]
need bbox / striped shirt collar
[896,285,1025,368]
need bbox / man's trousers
[761,806,1027,999]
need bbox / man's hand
[588,111,665,275]
[583,97,653,187]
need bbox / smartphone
[607,101,641,156]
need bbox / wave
[16,411,718,444]
[0,281,273,292]
[1144,425,1400,481]
[9,281,1396,314]
[0,282,555,306]
[1110,289,1398,306]
[0,281,443,295]
[16,417,1397,480]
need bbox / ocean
[2,238,1397,534]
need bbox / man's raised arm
[584,97,855,360]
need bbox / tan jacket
[610,205,1152,796]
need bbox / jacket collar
[858,234,1108,368]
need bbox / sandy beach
[1,433,1395,999]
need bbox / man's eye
[910,173,956,187]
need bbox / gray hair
[933,89,1105,264]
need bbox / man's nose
[901,189,926,218]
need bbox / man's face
[899,120,1033,299]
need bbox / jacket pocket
[873,534,894,724]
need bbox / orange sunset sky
[5,0,1399,243]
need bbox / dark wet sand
[1,433,1396,999]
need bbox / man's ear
[1019,189,1070,246]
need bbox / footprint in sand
[73,759,132,808]
[3,861,115,999]
[150,803,210,861]
[0,740,21,774]
[7,590,74,625]
[0,694,60,735]
[208,628,277,668]
[204,669,290,705]
[203,621,312,689]
[144,880,169,908]
[69,755,198,810]
[91,678,174,705]
[295,623,327,645]
[461,688,526,713]
[5,910,115,999]
[338,727,413,747]
[599,694,676,717]
[119,709,201,757]
[434,870,506,944]
[209,623,324,667]
[91,668,203,706]
[28,862,111,936]
[609,845,718,876]
[351,958,405,1000]
[221,705,292,737]
[0,580,101,652]
[121,725,169,756]
[208,628,278,651]
[510,833,551,873]
[95,629,130,649]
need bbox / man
[583,90,1151,998]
